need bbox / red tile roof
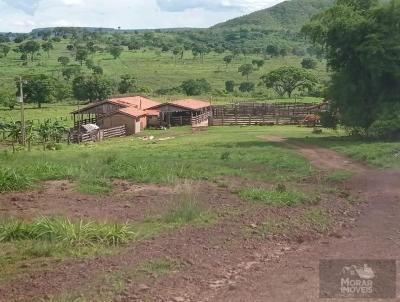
[71,96,160,114]
[109,96,160,110]
[117,107,147,117]
[147,99,211,111]
[169,99,211,110]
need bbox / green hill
[212,0,333,32]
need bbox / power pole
[19,76,26,146]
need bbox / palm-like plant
[6,121,21,153]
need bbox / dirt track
[0,137,399,301]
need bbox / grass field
[0,40,328,96]
[1,125,398,195]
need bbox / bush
[0,168,32,192]
[239,82,255,92]
[181,79,211,96]
[225,80,235,93]
[301,58,317,69]
[320,111,339,130]
[0,217,135,246]
[368,109,400,139]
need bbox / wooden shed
[148,99,212,127]
[102,107,147,135]
[71,96,160,128]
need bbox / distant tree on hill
[172,46,183,63]
[225,80,235,93]
[75,48,88,66]
[92,65,103,75]
[0,44,11,57]
[19,74,57,108]
[266,45,279,57]
[238,64,254,80]
[19,40,41,61]
[57,56,70,66]
[62,65,81,82]
[239,82,255,92]
[0,89,17,109]
[109,45,124,59]
[72,75,113,102]
[181,79,211,96]
[301,58,317,69]
[223,55,234,67]
[260,66,317,98]
[118,74,137,94]
[41,41,53,58]
[252,59,265,69]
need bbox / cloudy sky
[0,0,284,33]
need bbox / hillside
[212,0,333,32]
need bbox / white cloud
[0,0,284,32]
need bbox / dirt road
[208,138,400,302]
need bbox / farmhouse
[71,96,160,134]
[148,99,212,127]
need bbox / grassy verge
[326,170,353,183]
[0,126,320,194]
[238,185,319,206]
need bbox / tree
[118,74,137,94]
[225,80,235,93]
[260,66,317,98]
[172,46,183,63]
[280,48,288,58]
[57,56,70,66]
[0,44,10,57]
[19,40,41,61]
[92,65,103,75]
[266,45,279,57]
[239,82,255,92]
[301,58,317,69]
[252,59,264,69]
[62,65,81,82]
[181,79,211,96]
[0,89,16,109]
[223,55,234,67]
[109,45,124,59]
[20,74,56,108]
[302,0,400,130]
[238,64,254,80]
[75,48,88,66]
[41,41,53,58]
[72,75,113,102]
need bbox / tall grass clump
[163,182,215,225]
[0,217,135,246]
[238,185,314,206]
[0,168,32,192]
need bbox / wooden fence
[210,102,328,126]
[70,125,126,144]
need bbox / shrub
[0,168,32,192]
[238,187,312,206]
[225,80,235,93]
[239,82,255,92]
[181,79,211,96]
[301,58,317,69]
[0,217,135,246]
[368,110,400,139]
